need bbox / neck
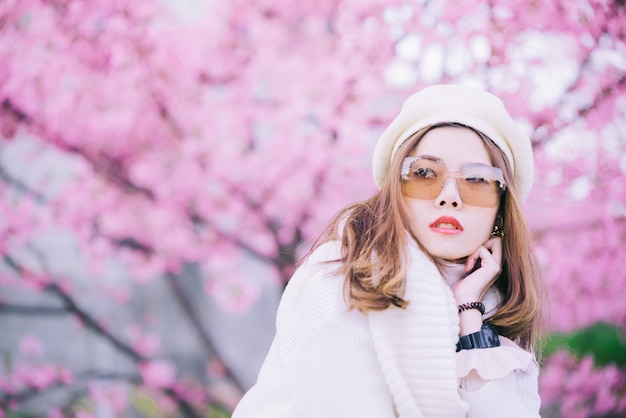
[438,259,469,286]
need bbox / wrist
[458,309,483,335]
[454,293,482,305]
[457,301,485,335]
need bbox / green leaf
[131,389,168,418]
[207,404,233,418]
[542,321,626,367]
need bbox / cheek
[475,222,495,242]
[402,198,428,227]
[467,211,498,240]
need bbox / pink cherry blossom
[47,409,66,418]
[139,360,176,389]
[205,275,262,314]
[22,364,57,390]
[18,334,44,358]
[88,383,128,413]
[126,324,160,356]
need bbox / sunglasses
[401,156,506,208]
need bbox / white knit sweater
[232,240,540,418]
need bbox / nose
[435,178,462,208]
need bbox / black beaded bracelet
[457,301,486,315]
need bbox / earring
[491,224,505,238]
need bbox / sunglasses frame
[400,155,507,207]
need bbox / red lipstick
[429,216,464,235]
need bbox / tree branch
[1,254,204,417]
[0,164,47,204]
[0,303,68,316]
[165,271,245,392]
[45,282,147,362]
[3,255,146,363]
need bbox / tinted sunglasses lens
[456,177,501,207]
[401,159,444,200]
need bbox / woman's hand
[452,237,503,335]
[453,236,502,303]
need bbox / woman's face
[402,126,500,261]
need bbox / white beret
[372,84,534,201]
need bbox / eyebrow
[411,155,442,163]
[410,155,494,166]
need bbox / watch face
[456,323,500,352]
[481,323,500,347]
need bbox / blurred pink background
[1,1,625,417]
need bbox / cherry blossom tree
[1,0,625,416]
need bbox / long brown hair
[307,123,547,351]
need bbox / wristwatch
[456,323,501,352]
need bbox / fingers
[465,237,502,273]
[456,238,503,303]
[483,237,503,266]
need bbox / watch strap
[456,323,501,352]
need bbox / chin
[441,256,470,264]
[428,249,469,261]
[423,241,468,259]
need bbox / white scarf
[368,240,468,417]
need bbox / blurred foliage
[542,321,626,368]
[132,389,167,417]
[131,388,231,418]
[207,406,232,418]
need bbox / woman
[232,84,546,417]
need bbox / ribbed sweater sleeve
[282,319,396,418]
[277,242,396,417]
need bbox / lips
[430,216,464,234]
